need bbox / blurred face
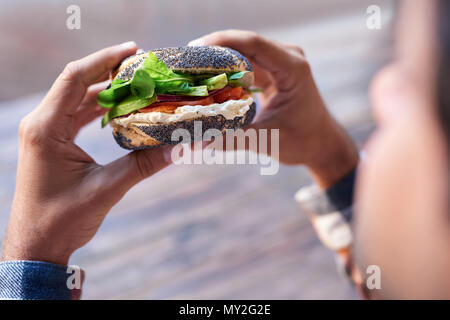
[354,0,450,299]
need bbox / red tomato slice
[138,87,245,114]
[139,96,214,113]
[141,105,178,113]
[213,87,244,104]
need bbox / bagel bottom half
[111,102,256,150]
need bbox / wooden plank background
[0,0,393,299]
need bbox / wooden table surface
[0,0,393,299]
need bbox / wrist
[304,114,359,189]
[2,216,72,266]
[1,242,72,266]
[1,240,72,266]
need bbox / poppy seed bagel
[108,46,256,150]
[111,102,256,150]
[111,46,253,81]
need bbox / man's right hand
[189,30,359,188]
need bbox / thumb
[99,145,174,195]
[219,122,264,153]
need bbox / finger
[189,36,274,91]
[95,70,111,84]
[72,106,106,138]
[39,41,137,123]
[252,62,274,91]
[189,30,306,89]
[79,80,110,110]
[71,81,110,137]
[282,42,306,57]
[99,145,174,194]
[218,120,271,155]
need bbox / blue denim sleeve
[0,260,72,300]
[295,168,357,286]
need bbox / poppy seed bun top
[112,46,253,81]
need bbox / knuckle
[280,53,311,90]
[208,30,233,45]
[296,46,305,56]
[284,43,305,56]
[291,53,311,76]
[19,116,44,145]
[18,118,28,140]
[248,31,260,39]
[245,31,262,46]
[369,64,398,100]
[61,60,82,82]
[212,29,260,46]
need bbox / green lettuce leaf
[142,52,209,95]
[97,79,131,108]
[101,95,156,128]
[143,52,192,82]
[130,69,155,98]
[154,78,191,93]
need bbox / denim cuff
[0,260,72,300]
[295,168,356,251]
[295,168,356,221]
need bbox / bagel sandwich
[98,46,256,150]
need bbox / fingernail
[163,145,174,163]
[188,38,205,46]
[120,41,137,49]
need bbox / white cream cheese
[113,97,254,128]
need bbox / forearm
[304,112,359,189]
